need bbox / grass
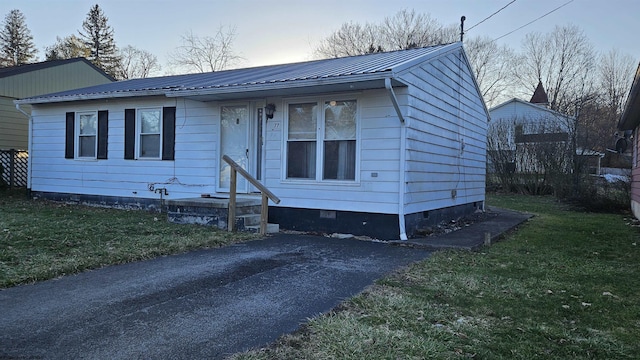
[0,190,258,288]
[233,194,640,359]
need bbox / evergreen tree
[78,4,120,78]
[0,9,37,67]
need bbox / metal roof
[17,43,460,104]
[0,57,115,81]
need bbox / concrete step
[238,213,261,226]
[165,197,278,233]
[246,223,280,234]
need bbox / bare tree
[487,118,516,190]
[488,116,573,194]
[381,9,458,50]
[168,26,241,74]
[599,48,636,116]
[118,45,161,79]
[314,22,380,58]
[44,35,90,60]
[464,36,515,107]
[314,9,457,59]
[513,25,596,113]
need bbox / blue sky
[1,0,638,71]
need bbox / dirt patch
[415,210,498,237]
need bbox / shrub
[566,175,630,212]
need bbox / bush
[565,175,630,212]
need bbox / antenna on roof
[460,16,466,42]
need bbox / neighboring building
[618,62,640,219]
[0,58,114,150]
[488,82,572,174]
[16,43,488,240]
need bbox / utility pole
[460,16,466,42]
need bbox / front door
[219,104,249,192]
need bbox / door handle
[246,149,249,158]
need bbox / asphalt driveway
[0,234,431,359]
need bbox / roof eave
[15,89,168,105]
[165,72,403,99]
[619,72,640,130]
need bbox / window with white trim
[286,99,357,181]
[137,108,162,158]
[77,111,97,158]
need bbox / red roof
[530,80,549,105]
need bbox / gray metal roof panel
[18,43,457,104]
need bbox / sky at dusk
[1,0,638,73]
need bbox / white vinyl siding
[27,46,488,218]
[29,99,219,199]
[401,51,487,213]
[264,90,399,214]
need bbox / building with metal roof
[17,42,489,240]
[1,58,114,151]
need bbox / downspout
[15,103,32,191]
[385,77,408,240]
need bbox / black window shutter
[97,110,108,159]
[65,112,75,159]
[162,107,176,160]
[124,109,135,160]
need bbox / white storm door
[219,104,250,193]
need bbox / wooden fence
[0,149,28,188]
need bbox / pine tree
[0,9,37,67]
[78,4,120,78]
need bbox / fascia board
[164,72,393,98]
[15,90,167,105]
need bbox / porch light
[265,103,276,119]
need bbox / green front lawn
[234,194,640,359]
[0,191,258,288]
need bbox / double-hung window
[286,99,357,181]
[287,102,317,179]
[65,110,108,160]
[77,111,97,158]
[138,108,162,158]
[124,107,176,160]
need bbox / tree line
[0,5,160,79]
[2,5,636,146]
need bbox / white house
[488,82,572,174]
[16,43,488,240]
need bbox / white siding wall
[490,100,571,132]
[29,52,488,217]
[30,98,221,199]
[400,50,487,214]
[489,100,572,160]
[30,91,403,213]
[264,89,402,214]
